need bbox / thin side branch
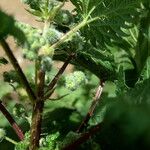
[76,80,105,133]
[63,122,103,150]
[44,53,75,100]
[0,39,36,102]
[0,100,24,140]
[48,93,69,101]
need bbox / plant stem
[0,100,24,140]
[29,70,45,150]
[0,39,36,102]
[63,122,103,150]
[46,16,98,51]
[5,136,18,145]
[76,80,105,133]
[35,59,39,95]
[44,53,75,100]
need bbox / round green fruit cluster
[55,10,73,25]
[43,27,63,45]
[65,71,86,91]
[41,56,53,72]
[16,22,45,60]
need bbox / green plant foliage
[0,81,13,99]
[141,57,150,80]
[39,132,60,150]
[41,57,53,72]
[92,76,150,149]
[125,3,150,87]
[54,9,73,25]
[54,42,117,80]
[15,132,30,150]
[57,131,81,149]
[15,22,44,60]
[0,0,150,150]
[65,71,86,91]
[0,10,15,39]
[70,0,142,48]
[43,27,63,45]
[124,78,150,104]
[98,101,150,150]
[3,70,20,84]
[0,128,6,142]
[0,10,26,44]
[12,104,27,118]
[21,0,65,22]
[0,57,8,65]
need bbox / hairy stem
[0,100,24,140]
[35,59,39,95]
[63,122,103,150]
[5,136,18,145]
[76,80,105,133]
[29,70,45,150]
[43,17,98,51]
[0,39,36,102]
[44,53,75,100]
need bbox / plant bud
[38,44,54,57]
[55,10,73,25]
[43,28,63,45]
[65,71,86,91]
[41,57,53,72]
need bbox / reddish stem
[0,100,24,140]
[29,70,45,150]
[63,122,103,150]
[44,53,75,100]
[76,80,105,133]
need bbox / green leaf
[0,81,13,98]
[141,57,150,80]
[0,10,26,44]
[71,0,142,49]
[0,10,14,39]
[0,57,8,65]
[54,43,116,81]
[125,5,150,87]
[125,78,150,104]
[134,10,150,74]
[3,70,20,84]
[15,132,30,150]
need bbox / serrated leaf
[125,6,150,87]
[71,0,141,49]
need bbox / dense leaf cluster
[0,0,150,150]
